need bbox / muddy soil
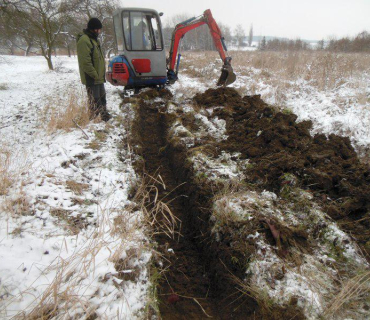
[194,88,370,254]
[131,90,264,319]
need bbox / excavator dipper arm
[167,9,236,86]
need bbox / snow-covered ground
[1,51,370,318]
[0,56,151,319]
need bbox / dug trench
[125,86,370,319]
[127,89,307,319]
[129,90,260,319]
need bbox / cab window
[114,13,124,51]
[122,11,163,51]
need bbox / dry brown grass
[128,173,181,316]
[323,271,370,319]
[65,180,89,195]
[130,172,181,240]
[0,148,13,195]
[43,89,90,134]
[50,207,87,234]
[219,259,275,315]
[86,129,109,150]
[180,51,220,82]
[0,145,30,196]
[2,192,33,216]
[180,50,370,92]
[0,83,8,90]
[232,51,370,90]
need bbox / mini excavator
[106,8,236,92]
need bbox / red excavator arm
[167,9,236,86]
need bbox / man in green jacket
[77,18,111,121]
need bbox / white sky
[118,0,370,40]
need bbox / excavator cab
[107,8,167,89]
[107,8,236,90]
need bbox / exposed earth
[130,90,259,319]
[194,88,370,254]
[123,86,370,319]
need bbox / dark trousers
[86,84,107,119]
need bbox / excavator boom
[167,9,236,86]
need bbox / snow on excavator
[106,7,236,92]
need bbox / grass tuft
[323,271,370,318]
[0,148,13,195]
[0,83,8,90]
[66,180,89,195]
[43,89,90,134]
[0,145,29,196]
[131,172,181,240]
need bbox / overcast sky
[118,0,370,40]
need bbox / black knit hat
[87,18,103,30]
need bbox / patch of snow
[194,113,228,141]
[0,56,151,319]
[192,151,248,184]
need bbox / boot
[89,106,100,120]
[100,106,112,122]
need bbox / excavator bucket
[217,64,236,87]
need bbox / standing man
[77,18,111,121]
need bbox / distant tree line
[326,31,370,52]
[258,31,370,52]
[0,0,117,69]
[259,37,310,51]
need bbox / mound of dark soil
[194,88,370,251]
[194,87,245,108]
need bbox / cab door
[116,9,167,78]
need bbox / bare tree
[3,0,78,69]
[218,22,232,47]
[234,24,245,48]
[163,13,192,49]
[0,7,37,56]
[326,31,370,52]
[248,24,253,47]
[259,36,266,50]
[317,39,325,50]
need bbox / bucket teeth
[217,65,236,87]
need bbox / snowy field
[0,52,370,318]
[0,56,151,319]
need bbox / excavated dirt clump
[194,87,370,252]
[194,87,245,108]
